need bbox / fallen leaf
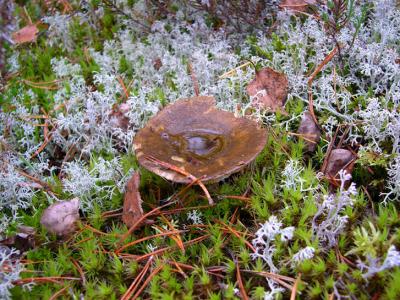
[0,225,36,253]
[325,149,356,185]
[40,198,80,236]
[297,111,321,152]
[12,24,39,44]
[246,67,288,113]
[279,0,316,13]
[122,173,144,228]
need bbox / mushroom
[133,96,267,184]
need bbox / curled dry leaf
[40,198,80,236]
[122,172,144,228]
[325,149,356,185]
[246,67,288,113]
[12,24,39,44]
[297,111,321,152]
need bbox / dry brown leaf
[325,149,356,185]
[40,198,80,236]
[12,24,39,44]
[246,67,288,113]
[122,172,144,228]
[279,0,316,13]
[297,111,321,152]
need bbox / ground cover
[1,0,400,299]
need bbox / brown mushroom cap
[133,96,267,183]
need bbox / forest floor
[1,1,400,299]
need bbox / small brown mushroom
[133,96,267,183]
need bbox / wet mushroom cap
[133,96,267,183]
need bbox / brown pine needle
[49,285,70,300]
[214,219,256,252]
[132,265,163,299]
[121,257,153,300]
[117,76,130,99]
[219,61,251,79]
[144,155,213,205]
[241,270,295,289]
[16,169,53,192]
[71,258,87,286]
[134,234,210,262]
[82,223,113,236]
[220,195,251,203]
[236,263,249,300]
[307,46,339,127]
[13,276,80,285]
[157,215,185,253]
[308,46,340,86]
[290,273,302,300]
[118,201,174,245]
